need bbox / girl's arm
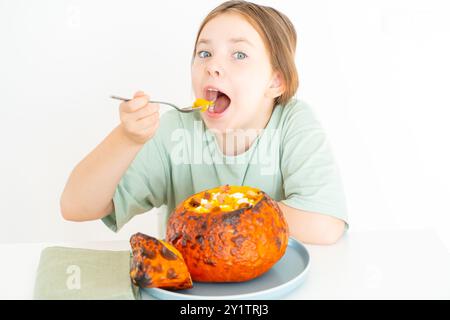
[277,202,346,245]
[60,125,144,221]
[60,91,160,221]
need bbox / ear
[265,70,286,99]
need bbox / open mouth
[204,88,231,114]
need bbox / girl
[60,0,348,245]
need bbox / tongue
[213,95,231,113]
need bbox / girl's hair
[192,0,299,107]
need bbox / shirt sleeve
[280,101,349,227]
[101,134,169,233]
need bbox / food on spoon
[166,185,289,282]
[130,233,193,290]
[193,98,214,112]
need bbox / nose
[205,60,223,78]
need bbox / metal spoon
[110,95,210,113]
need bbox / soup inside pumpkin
[186,185,263,213]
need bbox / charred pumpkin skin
[130,232,193,290]
[166,185,289,282]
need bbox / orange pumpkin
[166,185,289,282]
[130,232,193,290]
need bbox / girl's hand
[119,91,160,145]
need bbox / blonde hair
[192,0,299,106]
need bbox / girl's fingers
[136,103,159,121]
[118,91,160,144]
[121,103,159,122]
[120,94,149,113]
[133,90,146,98]
[134,113,159,131]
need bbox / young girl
[60,0,348,245]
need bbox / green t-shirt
[102,98,348,233]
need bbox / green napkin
[33,246,141,300]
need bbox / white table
[1,229,449,299]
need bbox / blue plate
[143,237,310,300]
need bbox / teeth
[205,87,220,106]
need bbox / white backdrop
[1,0,449,250]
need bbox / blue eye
[233,51,248,60]
[198,50,211,58]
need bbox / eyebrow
[197,37,255,47]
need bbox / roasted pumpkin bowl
[166,185,289,282]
